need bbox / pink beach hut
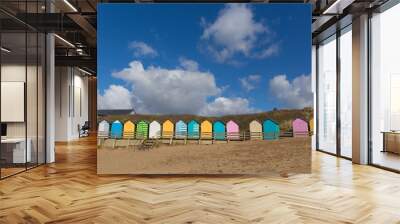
[292,118,309,137]
[226,120,240,140]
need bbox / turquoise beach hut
[263,119,280,140]
[110,120,123,139]
[213,121,226,140]
[175,120,187,139]
[187,120,200,139]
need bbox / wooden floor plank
[0,136,399,223]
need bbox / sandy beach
[98,137,311,175]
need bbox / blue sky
[98,4,312,116]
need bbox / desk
[382,131,400,154]
[1,138,31,163]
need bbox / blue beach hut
[213,121,226,140]
[263,119,280,140]
[110,120,123,139]
[175,120,187,139]
[187,120,200,139]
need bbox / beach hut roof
[213,120,225,125]
[137,120,149,124]
[293,118,306,123]
[264,119,279,125]
[250,119,262,124]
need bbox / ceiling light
[1,47,11,53]
[323,0,354,15]
[78,67,93,76]
[63,0,78,12]
[54,34,75,48]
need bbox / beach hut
[213,121,226,140]
[162,120,174,139]
[249,120,262,140]
[227,120,240,140]
[187,120,200,139]
[175,120,187,139]
[123,120,135,139]
[110,120,123,139]
[136,120,149,139]
[293,118,309,137]
[200,120,212,139]
[97,120,110,146]
[309,117,314,135]
[263,119,280,140]
[98,120,110,137]
[149,121,161,139]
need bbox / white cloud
[268,74,313,109]
[98,85,133,110]
[201,4,278,63]
[239,74,261,91]
[102,61,257,115]
[112,61,221,114]
[179,57,199,71]
[129,41,158,57]
[200,97,256,116]
[254,43,280,59]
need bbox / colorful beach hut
[263,119,280,140]
[175,120,187,139]
[149,121,161,139]
[227,120,240,140]
[110,120,123,139]
[187,120,200,139]
[213,121,226,140]
[136,120,149,139]
[249,120,262,140]
[98,120,110,137]
[162,120,174,139]
[123,120,135,139]
[293,118,309,137]
[309,117,314,135]
[200,120,212,139]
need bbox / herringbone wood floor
[1,136,400,224]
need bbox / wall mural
[97,3,312,174]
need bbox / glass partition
[370,3,400,171]
[0,1,46,179]
[339,26,352,158]
[1,30,28,177]
[317,35,337,154]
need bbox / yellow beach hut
[162,120,174,139]
[200,120,212,139]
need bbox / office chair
[79,121,90,138]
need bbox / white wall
[55,67,89,141]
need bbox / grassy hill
[98,107,313,132]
